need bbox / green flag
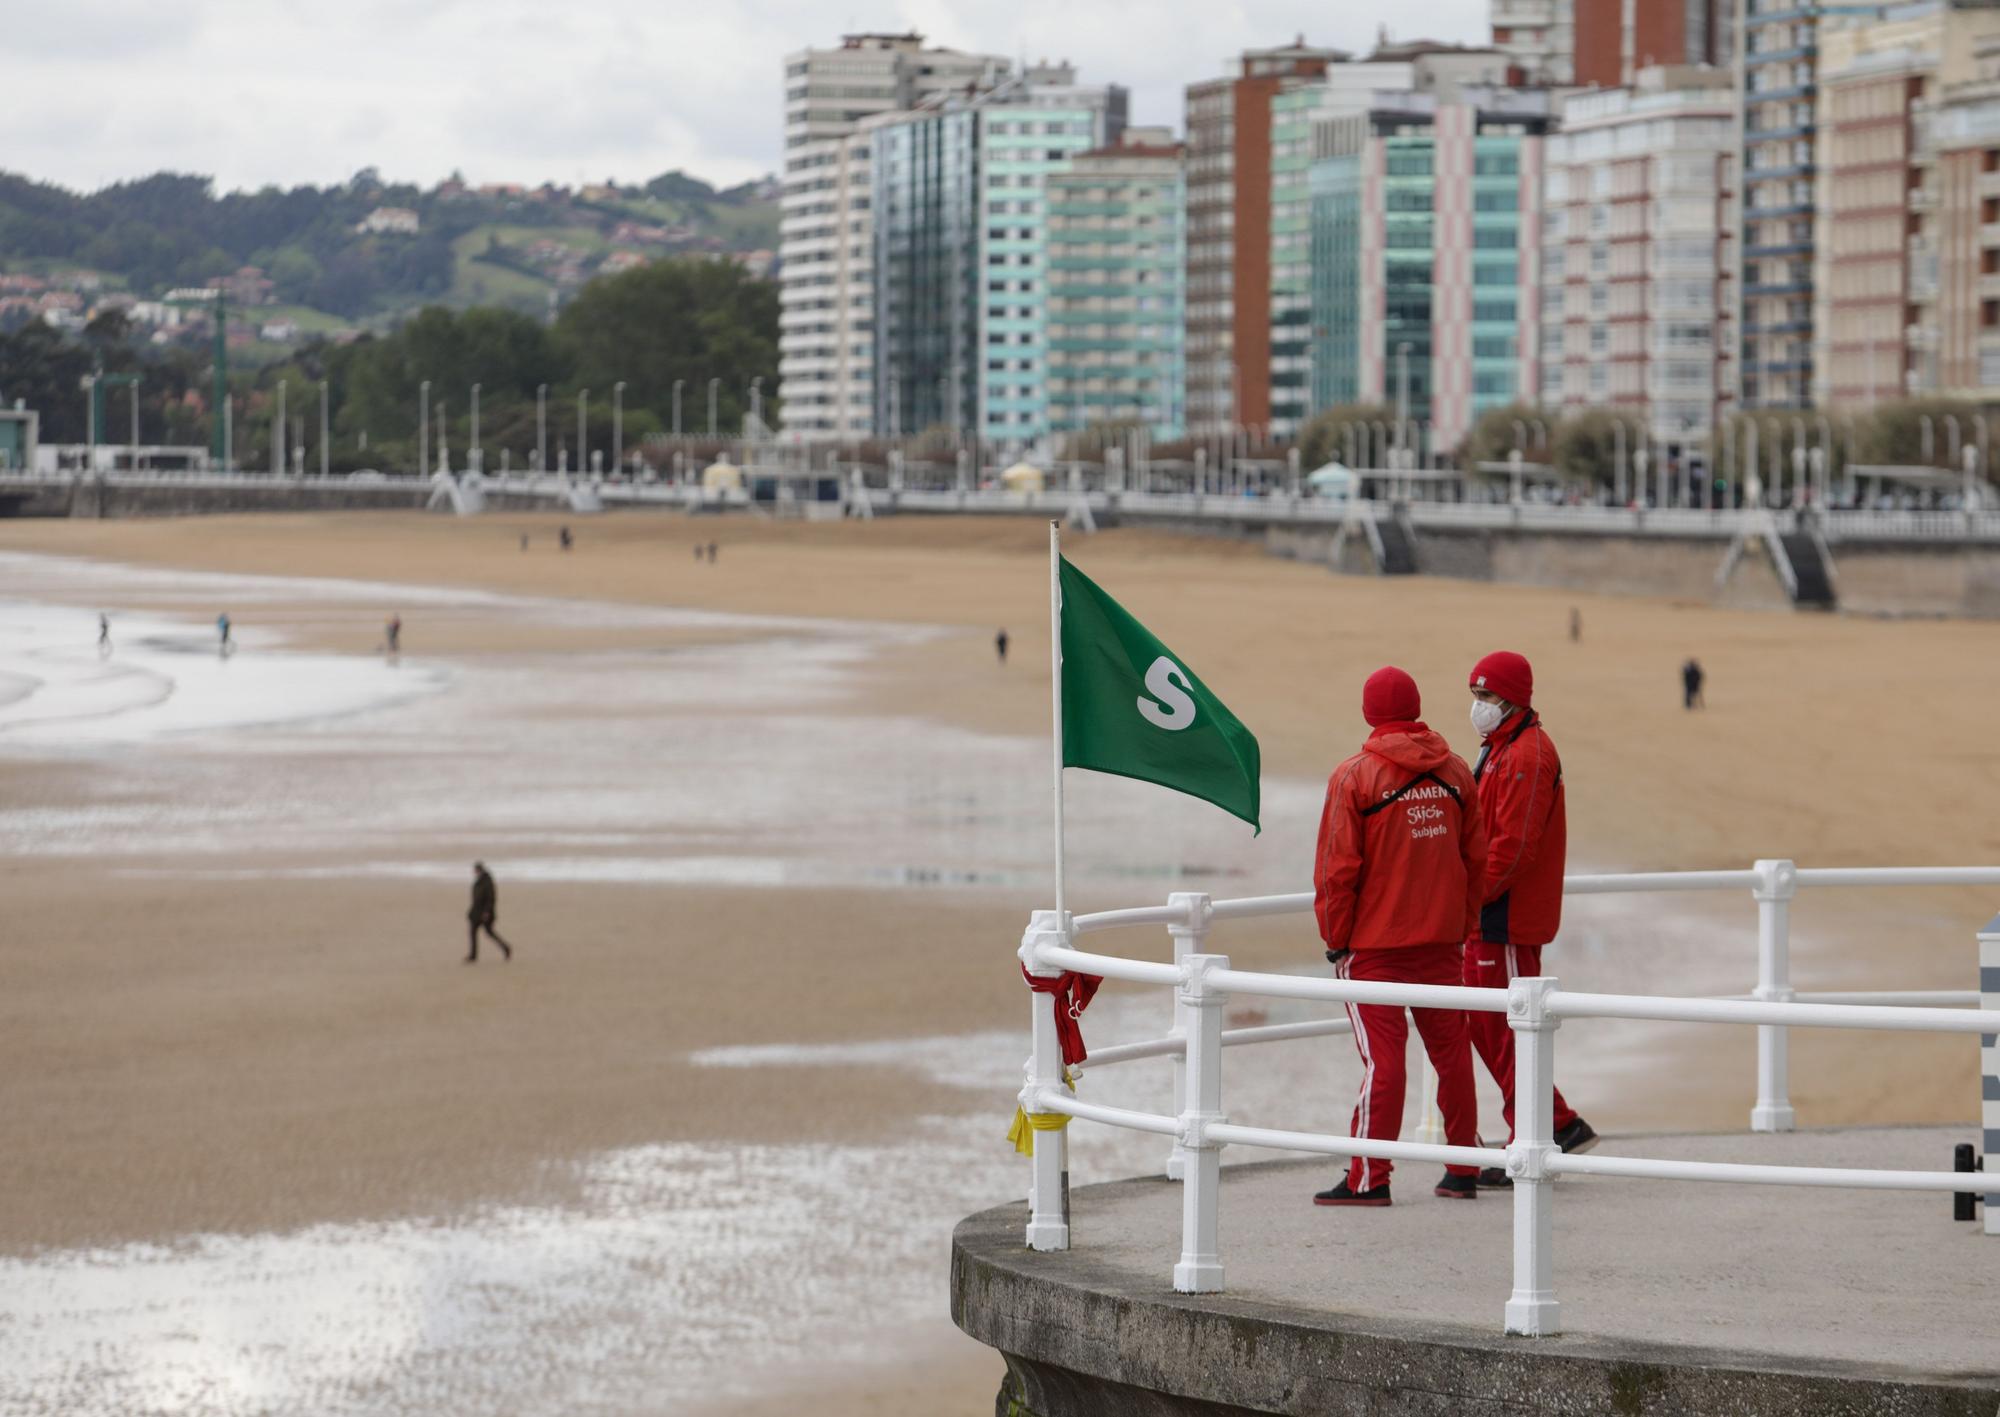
[1059,555,1261,831]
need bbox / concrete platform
[952,1126,1999,1415]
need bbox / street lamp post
[708,378,720,439]
[129,377,141,453]
[319,380,329,477]
[470,382,481,475]
[1396,342,1412,469]
[672,379,684,439]
[274,380,286,477]
[536,384,548,473]
[613,381,626,476]
[750,376,762,438]
[419,380,431,478]
[577,389,589,477]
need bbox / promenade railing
[1015,861,2000,1335]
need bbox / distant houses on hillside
[355,206,420,236]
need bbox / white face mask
[1470,699,1509,737]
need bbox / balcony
[1745,280,1812,296]
[1745,241,1813,258]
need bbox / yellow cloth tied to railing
[1007,1071,1076,1156]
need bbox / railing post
[1504,975,1561,1337]
[1019,909,1072,1252]
[1750,859,1798,1132]
[1980,912,2000,1234]
[1174,952,1229,1293]
[1415,1054,1446,1145]
[1164,892,1211,1181]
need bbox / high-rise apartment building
[778,33,1005,441]
[1045,128,1187,442]
[1813,2,2000,407]
[1184,40,1348,438]
[870,65,1127,449]
[1541,68,1737,452]
[1931,31,2000,396]
[1309,89,1551,449]
[1574,0,1729,85]
[1736,0,1881,410]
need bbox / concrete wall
[953,1190,2000,1416]
[1824,544,2000,618]
[0,479,433,520]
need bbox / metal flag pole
[1049,519,1066,920]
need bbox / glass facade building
[1045,134,1187,441]
[870,68,1126,450]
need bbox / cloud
[1,0,1489,194]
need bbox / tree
[1550,409,1640,489]
[555,257,777,436]
[1855,397,1985,467]
[1298,403,1394,470]
[1459,402,1553,470]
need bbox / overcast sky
[8,0,1488,195]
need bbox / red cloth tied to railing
[1021,964,1103,1067]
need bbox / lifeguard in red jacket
[1463,650,1597,1187]
[1312,667,1487,1207]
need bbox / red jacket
[1314,724,1487,954]
[1473,711,1566,946]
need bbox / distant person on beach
[520,534,529,552]
[1312,666,1486,1207]
[385,615,401,657]
[559,526,573,551]
[1464,652,1596,1185]
[1569,607,1581,643]
[216,613,233,657]
[694,544,703,562]
[97,613,111,659]
[465,862,513,964]
[707,542,718,564]
[995,628,1009,665]
[1682,658,1705,710]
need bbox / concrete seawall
[953,1130,1999,1416]
[0,478,433,519]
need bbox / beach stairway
[1774,527,1837,609]
[1369,509,1420,575]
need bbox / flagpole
[1049,519,1066,922]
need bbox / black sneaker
[1313,1180,1392,1207]
[1475,1166,1513,1190]
[1554,1118,1599,1154]
[1434,1172,1478,1200]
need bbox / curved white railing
[1015,861,2000,1335]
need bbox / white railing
[1015,861,2000,1335]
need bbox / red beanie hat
[1362,666,1422,727]
[1470,650,1533,708]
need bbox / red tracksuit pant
[1464,940,1578,1142]
[1336,943,1479,1190]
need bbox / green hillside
[0,168,778,342]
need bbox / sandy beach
[0,510,1993,1414]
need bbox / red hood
[1363,724,1454,773]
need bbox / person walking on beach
[216,612,233,657]
[995,628,1009,665]
[559,526,573,551]
[385,615,401,658]
[1313,666,1487,1207]
[1682,658,1705,710]
[1569,607,1582,644]
[1463,651,1596,1186]
[706,541,718,564]
[97,613,111,659]
[465,862,512,963]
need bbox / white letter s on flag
[1137,656,1197,731]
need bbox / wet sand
[0,511,1995,1414]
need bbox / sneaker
[1475,1166,1513,1190]
[1313,1180,1392,1207]
[1434,1172,1479,1200]
[1554,1118,1599,1155]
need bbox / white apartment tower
[780,33,1006,440]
